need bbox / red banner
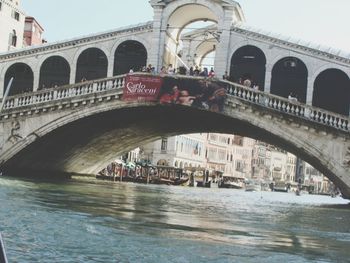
[123,74,162,102]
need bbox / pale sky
[22,0,350,52]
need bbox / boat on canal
[96,163,189,186]
[219,175,244,189]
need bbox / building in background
[205,133,231,174]
[0,0,25,52]
[224,135,254,179]
[141,133,207,168]
[142,133,255,179]
[251,142,271,181]
[112,133,331,194]
[23,16,45,47]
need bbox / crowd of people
[129,63,217,78]
[129,64,301,102]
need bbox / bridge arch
[113,40,147,75]
[39,56,70,90]
[270,56,308,102]
[157,0,227,67]
[75,47,108,83]
[199,50,215,69]
[110,36,150,73]
[2,99,349,198]
[161,0,223,33]
[195,38,216,67]
[312,68,350,115]
[229,45,266,90]
[4,62,34,95]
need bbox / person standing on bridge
[222,71,229,80]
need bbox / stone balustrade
[1,75,126,110]
[0,74,349,132]
[225,81,350,132]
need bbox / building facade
[23,16,45,47]
[0,0,25,52]
[142,133,207,169]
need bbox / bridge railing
[225,81,350,132]
[0,74,349,132]
[1,75,126,109]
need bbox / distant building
[141,133,255,178]
[23,16,45,47]
[0,0,25,52]
[251,142,271,181]
[224,135,254,179]
[205,133,230,174]
[142,133,206,168]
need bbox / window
[161,138,167,151]
[12,10,20,20]
[9,30,17,47]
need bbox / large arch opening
[75,48,108,83]
[39,56,70,89]
[270,57,308,102]
[4,63,34,96]
[200,50,215,71]
[230,45,266,91]
[113,40,147,75]
[2,103,349,198]
[312,69,350,115]
[164,4,219,71]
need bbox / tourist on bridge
[222,71,229,80]
[288,92,298,102]
[167,64,174,75]
[208,67,215,78]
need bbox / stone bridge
[0,74,349,198]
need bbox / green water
[0,176,349,262]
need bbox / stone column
[264,70,272,93]
[70,62,76,84]
[107,56,114,77]
[0,64,5,98]
[213,8,235,78]
[33,69,39,91]
[148,6,164,72]
[306,76,314,105]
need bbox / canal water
[0,176,349,263]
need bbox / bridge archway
[312,68,350,115]
[230,45,266,90]
[39,56,70,90]
[75,48,108,83]
[270,57,308,102]
[200,50,215,70]
[4,63,34,95]
[113,40,147,75]
[161,1,221,67]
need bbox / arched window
[9,30,17,47]
[270,57,308,102]
[230,45,266,90]
[113,40,147,75]
[313,68,350,115]
[4,63,34,95]
[75,48,108,83]
[39,56,70,89]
